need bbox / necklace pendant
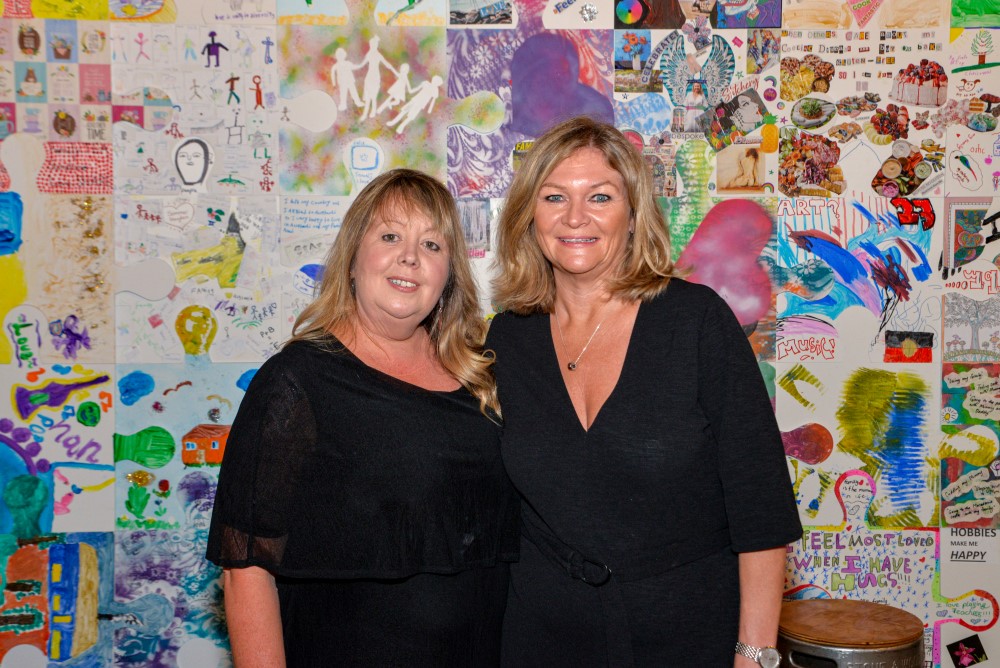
[567,362,577,371]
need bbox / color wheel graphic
[615,0,647,24]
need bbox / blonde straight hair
[493,116,677,314]
[289,169,498,415]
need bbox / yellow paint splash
[80,477,115,493]
[376,11,445,25]
[790,460,814,499]
[279,14,348,25]
[939,428,999,466]
[453,91,505,135]
[175,305,218,356]
[778,363,825,410]
[0,255,27,364]
[31,0,109,20]
[172,235,245,288]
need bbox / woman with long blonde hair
[489,117,799,667]
[209,169,519,666]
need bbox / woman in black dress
[488,117,801,667]
[207,169,519,666]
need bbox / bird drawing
[956,153,978,180]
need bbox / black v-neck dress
[207,335,520,666]
[486,279,801,667]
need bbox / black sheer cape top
[206,335,519,579]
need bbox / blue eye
[592,194,611,203]
[543,194,564,202]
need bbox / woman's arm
[224,566,286,668]
[734,546,786,667]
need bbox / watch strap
[735,640,759,662]
[735,641,777,664]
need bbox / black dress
[486,279,802,667]
[206,335,520,666]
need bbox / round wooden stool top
[779,600,923,649]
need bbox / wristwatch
[735,641,781,668]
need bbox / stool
[778,599,924,667]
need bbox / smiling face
[352,203,451,339]
[533,146,632,289]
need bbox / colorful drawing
[658,32,735,109]
[447,11,612,198]
[0,4,995,666]
[787,470,997,667]
[711,0,781,29]
[174,306,218,357]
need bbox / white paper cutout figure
[377,63,412,115]
[359,37,397,121]
[330,47,362,111]
[387,75,442,133]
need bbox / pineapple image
[760,114,779,153]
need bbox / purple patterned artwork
[510,33,614,138]
[447,8,613,198]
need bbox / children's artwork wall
[0,0,997,665]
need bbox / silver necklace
[554,314,606,371]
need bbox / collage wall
[0,0,998,665]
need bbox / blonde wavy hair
[493,116,677,314]
[289,169,498,415]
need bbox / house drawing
[180,424,231,465]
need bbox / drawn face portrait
[738,94,760,115]
[173,138,212,187]
[719,0,758,16]
[733,94,764,132]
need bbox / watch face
[759,647,781,668]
